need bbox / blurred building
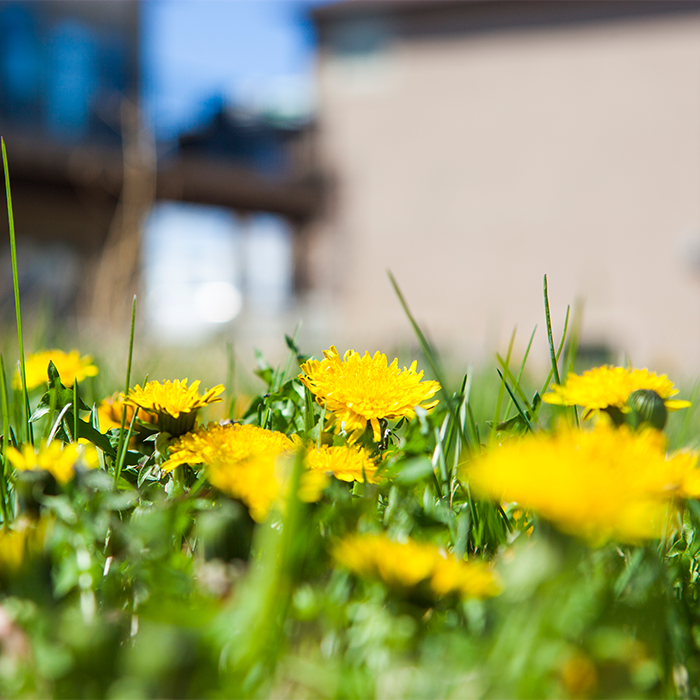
[311,1,700,373]
[0,1,323,340]
[0,1,139,320]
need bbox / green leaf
[31,361,89,422]
[137,460,162,488]
[254,349,274,386]
[285,333,310,364]
[491,414,528,431]
[64,411,116,457]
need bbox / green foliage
[0,318,693,698]
[1,158,700,698]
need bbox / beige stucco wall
[312,12,700,375]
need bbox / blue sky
[141,1,323,138]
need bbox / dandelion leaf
[30,360,90,422]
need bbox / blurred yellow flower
[7,440,98,484]
[15,349,98,391]
[542,366,690,417]
[560,652,598,698]
[299,346,440,443]
[0,517,49,573]
[304,444,380,484]
[669,450,700,499]
[466,423,700,543]
[125,379,224,436]
[333,533,500,599]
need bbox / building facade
[311,1,700,374]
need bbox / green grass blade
[466,401,479,449]
[432,417,450,495]
[535,304,570,420]
[542,278,575,425]
[496,369,534,432]
[114,296,137,486]
[539,304,570,396]
[490,328,516,441]
[115,408,139,481]
[516,326,537,385]
[91,404,107,471]
[454,373,472,460]
[543,275,562,387]
[303,385,314,437]
[2,138,30,445]
[389,271,476,458]
[496,353,530,408]
[388,271,455,416]
[0,355,11,527]
[462,371,478,448]
[73,380,79,444]
[317,405,326,449]
[563,299,583,377]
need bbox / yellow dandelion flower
[333,533,500,599]
[205,425,302,522]
[304,444,381,484]
[125,379,224,436]
[208,448,283,523]
[299,346,440,443]
[165,423,333,519]
[165,422,313,521]
[162,422,292,472]
[542,365,690,418]
[7,440,98,484]
[466,423,700,544]
[15,349,98,391]
[0,517,50,574]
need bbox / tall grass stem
[2,138,31,445]
[73,380,79,443]
[0,355,11,527]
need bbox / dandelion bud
[627,389,667,430]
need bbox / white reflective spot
[195,281,243,323]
